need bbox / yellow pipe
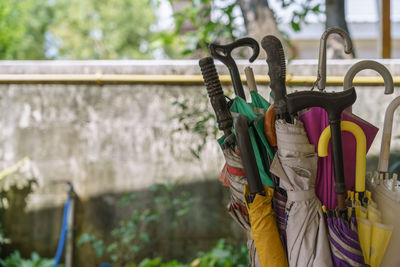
[318,121,367,193]
[0,74,398,86]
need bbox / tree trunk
[325,0,355,59]
[237,0,294,59]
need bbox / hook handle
[317,27,353,90]
[378,96,400,173]
[209,37,260,100]
[318,121,366,193]
[344,60,394,94]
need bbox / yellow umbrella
[244,184,288,267]
[319,121,393,266]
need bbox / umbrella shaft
[330,120,347,197]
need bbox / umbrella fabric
[326,214,365,267]
[244,184,289,267]
[270,119,333,267]
[219,144,261,267]
[300,107,378,209]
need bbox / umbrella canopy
[270,119,333,267]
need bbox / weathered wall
[0,59,399,264]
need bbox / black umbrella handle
[261,35,291,122]
[209,37,260,100]
[235,114,265,201]
[286,88,357,198]
[199,57,234,147]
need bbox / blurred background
[0,0,399,266]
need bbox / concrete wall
[0,59,399,264]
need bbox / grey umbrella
[270,119,333,267]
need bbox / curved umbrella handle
[378,96,400,173]
[317,27,353,90]
[344,60,394,94]
[318,121,367,194]
[209,37,260,100]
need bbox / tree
[325,0,355,58]
[0,0,33,59]
[0,0,157,59]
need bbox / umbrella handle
[343,60,394,94]
[199,57,234,147]
[317,27,353,90]
[261,35,290,122]
[264,105,277,147]
[318,121,367,194]
[244,66,258,93]
[234,114,265,199]
[209,37,260,100]
[378,96,400,173]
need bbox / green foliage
[280,0,323,32]
[0,0,33,59]
[155,0,244,56]
[0,251,55,267]
[0,0,157,59]
[136,239,248,267]
[77,182,197,265]
[193,239,248,267]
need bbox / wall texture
[0,59,399,264]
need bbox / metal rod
[0,74,398,86]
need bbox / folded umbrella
[270,119,333,267]
[317,121,366,267]
[236,114,288,267]
[367,95,400,267]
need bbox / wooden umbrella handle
[264,105,277,147]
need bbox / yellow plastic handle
[318,121,367,193]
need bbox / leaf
[290,21,300,32]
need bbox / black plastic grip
[287,88,357,122]
[286,88,357,196]
[199,57,233,134]
[235,114,264,198]
[261,35,289,121]
[209,37,260,100]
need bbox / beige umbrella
[270,119,333,267]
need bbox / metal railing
[0,73,398,86]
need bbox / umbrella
[261,35,333,266]
[235,114,288,267]
[269,119,333,267]
[199,56,260,266]
[367,95,400,267]
[317,121,366,267]
[319,120,393,267]
[300,54,394,208]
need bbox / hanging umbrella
[317,120,366,267]
[300,45,394,208]
[269,118,333,267]
[259,35,332,266]
[235,114,288,267]
[199,56,260,266]
[367,95,400,267]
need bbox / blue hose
[53,197,71,267]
